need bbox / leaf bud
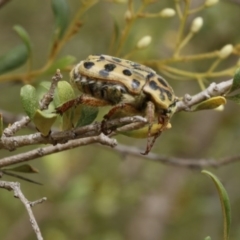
[190,17,203,33]
[136,36,152,49]
[205,0,219,7]
[159,8,176,18]
[218,44,233,59]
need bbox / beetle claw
[141,118,167,155]
[101,119,112,135]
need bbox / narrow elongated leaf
[51,0,70,39]
[0,44,28,74]
[228,68,240,93]
[2,170,42,185]
[13,25,32,53]
[4,164,39,173]
[20,84,38,119]
[202,170,231,240]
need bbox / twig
[39,69,62,110]
[0,181,45,240]
[29,197,47,207]
[176,79,233,112]
[0,133,117,168]
[3,116,30,137]
[0,77,237,169]
[2,70,62,138]
[113,144,240,169]
[0,116,145,150]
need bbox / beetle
[56,54,178,154]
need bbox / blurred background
[0,0,240,239]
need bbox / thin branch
[30,197,47,207]
[39,69,62,110]
[0,77,238,169]
[176,79,233,112]
[0,133,117,168]
[0,116,146,150]
[2,70,62,138]
[113,144,240,169]
[3,116,30,137]
[0,181,45,240]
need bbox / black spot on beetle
[131,63,141,68]
[132,79,140,89]
[112,57,121,62]
[123,69,132,76]
[157,77,168,88]
[149,80,166,101]
[104,63,116,72]
[149,80,158,90]
[99,55,105,60]
[99,70,109,78]
[162,88,173,101]
[146,72,155,79]
[83,61,95,69]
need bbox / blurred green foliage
[0,0,240,240]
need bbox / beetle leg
[141,101,156,155]
[101,103,138,134]
[55,94,110,114]
[141,102,171,155]
[144,114,170,155]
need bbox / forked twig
[0,181,46,240]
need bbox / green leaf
[0,114,2,137]
[51,0,70,39]
[39,81,51,91]
[4,164,39,173]
[20,84,38,119]
[54,80,75,106]
[226,94,240,104]
[2,170,42,185]
[0,44,28,74]
[33,110,57,136]
[13,25,32,54]
[75,105,98,127]
[228,68,240,93]
[45,55,76,74]
[54,80,75,130]
[202,170,231,240]
[193,96,226,111]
